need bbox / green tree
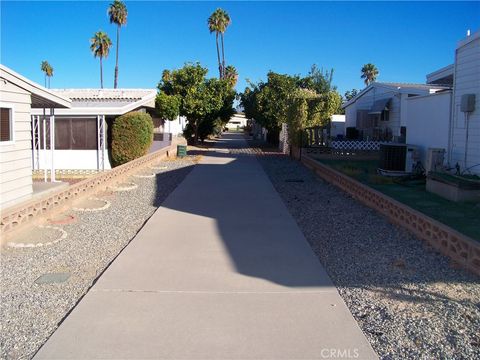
[90,31,112,89]
[208,8,231,78]
[208,9,223,78]
[155,92,181,121]
[361,63,379,86]
[158,63,232,144]
[40,60,53,88]
[344,88,359,101]
[224,65,238,87]
[108,0,128,89]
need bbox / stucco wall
[450,33,480,174]
[405,91,452,166]
[0,81,33,209]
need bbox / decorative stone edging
[72,198,111,212]
[6,225,68,248]
[149,165,168,170]
[301,154,480,276]
[110,182,138,192]
[133,173,156,179]
[1,139,185,239]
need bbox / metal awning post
[50,108,56,182]
[102,115,106,171]
[43,109,47,182]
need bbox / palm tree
[361,63,379,86]
[224,65,238,87]
[108,0,127,89]
[90,31,112,88]
[208,9,223,78]
[218,9,231,79]
[41,61,53,88]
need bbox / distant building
[226,113,247,130]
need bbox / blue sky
[1,1,479,96]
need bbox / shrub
[111,111,153,166]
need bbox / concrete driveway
[34,133,377,359]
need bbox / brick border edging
[301,154,480,276]
[1,139,186,240]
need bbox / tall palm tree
[40,61,53,88]
[218,9,231,79]
[90,31,112,89]
[208,9,223,78]
[361,63,379,86]
[108,0,127,89]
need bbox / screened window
[55,118,97,150]
[1,107,13,142]
[39,117,97,150]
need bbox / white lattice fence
[331,140,388,151]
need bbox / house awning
[368,98,391,114]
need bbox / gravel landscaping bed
[0,157,196,360]
[256,153,480,360]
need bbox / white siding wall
[450,34,480,174]
[405,91,452,166]
[164,116,186,136]
[0,81,33,209]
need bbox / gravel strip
[256,153,480,360]
[0,157,196,360]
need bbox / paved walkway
[35,134,377,359]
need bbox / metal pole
[102,115,106,171]
[50,108,56,182]
[43,110,47,182]
[97,115,100,170]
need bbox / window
[380,110,390,122]
[55,118,97,150]
[39,117,97,150]
[1,106,13,143]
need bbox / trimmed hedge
[111,111,154,166]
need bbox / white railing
[330,140,388,151]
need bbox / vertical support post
[102,115,106,171]
[43,110,47,182]
[97,115,100,170]
[31,115,36,169]
[50,108,56,182]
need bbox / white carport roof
[0,64,71,108]
[38,88,157,116]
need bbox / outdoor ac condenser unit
[379,144,419,173]
[425,148,445,174]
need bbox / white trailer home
[343,82,449,142]
[31,89,158,170]
[0,64,71,209]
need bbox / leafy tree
[361,63,379,86]
[155,92,180,120]
[344,88,359,101]
[90,31,112,89]
[108,0,128,89]
[158,63,233,144]
[40,60,53,88]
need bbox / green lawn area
[316,158,480,241]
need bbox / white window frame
[0,102,15,146]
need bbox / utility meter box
[460,94,476,113]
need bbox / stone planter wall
[301,154,480,276]
[1,139,186,242]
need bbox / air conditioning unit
[379,143,419,173]
[425,148,445,174]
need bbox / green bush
[111,111,153,166]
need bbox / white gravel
[256,152,480,360]
[0,157,196,360]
